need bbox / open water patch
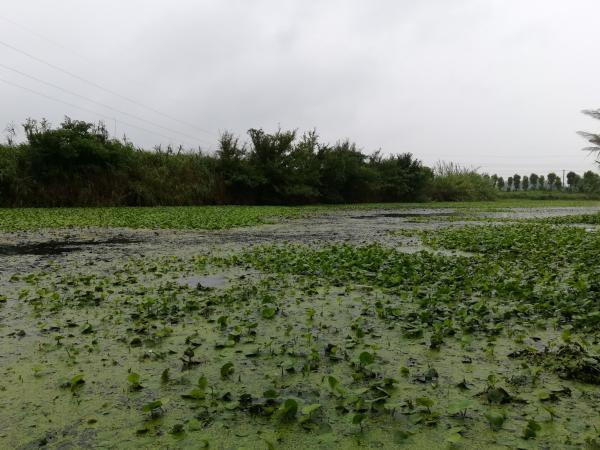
[177,274,228,289]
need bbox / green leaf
[484,411,506,431]
[359,351,375,366]
[446,431,463,445]
[415,396,434,410]
[197,375,208,390]
[277,398,298,421]
[447,398,474,415]
[69,373,85,391]
[261,306,277,319]
[352,413,367,425]
[522,419,541,439]
[486,387,511,404]
[301,403,321,416]
[326,376,346,396]
[181,388,205,400]
[537,389,550,401]
[263,389,279,399]
[127,372,142,390]
[561,328,572,343]
[187,418,203,431]
[220,362,234,379]
[327,376,339,390]
[142,400,163,412]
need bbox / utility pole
[562,169,565,187]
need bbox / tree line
[487,171,600,193]
[1,116,599,207]
[491,108,600,194]
[1,118,438,206]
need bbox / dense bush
[428,162,497,201]
[0,143,27,205]
[368,152,433,202]
[0,119,220,207]
[0,117,533,206]
[126,148,217,206]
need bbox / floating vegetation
[0,205,318,231]
[509,342,600,384]
[2,204,600,448]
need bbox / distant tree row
[477,109,600,195]
[486,171,600,193]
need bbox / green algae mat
[2,206,600,448]
[0,199,598,231]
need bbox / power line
[0,38,215,137]
[0,14,91,64]
[0,14,215,140]
[0,63,213,146]
[0,76,202,148]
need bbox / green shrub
[429,162,497,201]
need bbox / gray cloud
[1,0,600,176]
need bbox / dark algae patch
[0,237,140,256]
[509,342,600,385]
[2,204,600,448]
[350,211,460,219]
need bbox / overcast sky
[1,0,600,177]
